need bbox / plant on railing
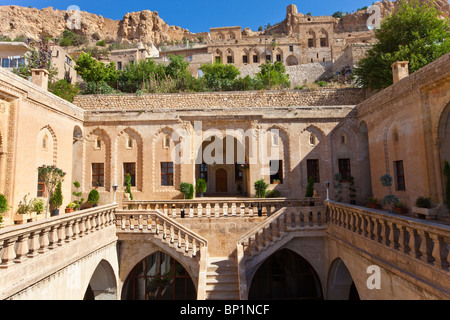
[125,173,134,200]
[50,182,63,216]
[266,190,281,198]
[415,196,431,208]
[196,178,207,197]
[87,189,100,207]
[72,180,84,210]
[334,173,344,202]
[17,194,33,215]
[38,165,66,217]
[444,160,450,206]
[379,174,398,211]
[349,176,356,204]
[305,176,315,198]
[0,193,8,225]
[254,179,269,198]
[32,198,45,215]
[180,182,194,199]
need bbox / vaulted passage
[121,251,196,300]
[248,249,323,300]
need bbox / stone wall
[73,88,367,111]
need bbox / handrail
[115,209,208,256]
[0,204,117,269]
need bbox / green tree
[305,176,315,198]
[199,62,240,91]
[75,52,119,84]
[354,0,450,89]
[254,179,269,198]
[118,58,165,93]
[125,173,134,200]
[49,79,80,102]
[255,61,290,89]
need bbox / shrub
[0,193,7,215]
[96,40,106,47]
[125,173,133,200]
[87,189,100,205]
[72,180,84,210]
[305,176,315,197]
[254,179,269,198]
[32,198,44,214]
[180,182,194,199]
[415,196,431,208]
[266,190,281,198]
[196,179,207,194]
[50,182,63,210]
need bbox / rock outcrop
[0,5,191,44]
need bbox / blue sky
[3,0,380,33]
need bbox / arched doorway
[84,260,117,300]
[121,251,196,300]
[438,103,450,208]
[327,258,360,300]
[215,168,227,193]
[248,249,323,300]
[359,121,372,201]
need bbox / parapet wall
[73,88,368,111]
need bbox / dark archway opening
[122,251,196,300]
[248,249,323,300]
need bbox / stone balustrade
[326,201,450,274]
[0,204,117,269]
[121,198,321,219]
[116,209,208,259]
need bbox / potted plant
[254,179,269,216]
[412,196,438,219]
[272,179,281,185]
[125,173,134,200]
[72,180,84,211]
[50,182,63,216]
[196,178,207,197]
[367,197,381,209]
[180,182,194,200]
[305,176,314,197]
[393,202,408,215]
[37,165,66,218]
[65,202,76,213]
[0,193,8,226]
[32,198,45,220]
[87,189,100,207]
[15,194,34,224]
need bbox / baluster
[177,230,181,248]
[65,221,74,243]
[249,204,254,217]
[163,221,168,239]
[78,217,86,237]
[311,210,318,227]
[206,203,211,218]
[286,210,292,230]
[223,203,228,217]
[254,233,260,253]
[189,206,194,218]
[27,231,40,258]
[429,233,443,268]
[170,226,175,243]
[231,203,237,217]
[377,219,384,244]
[192,239,197,256]
[14,234,29,263]
[386,221,394,248]
[403,226,413,256]
[48,225,58,250]
[94,213,100,230]
[417,230,429,262]
[197,203,203,218]
[38,227,51,254]
[85,215,93,234]
[72,219,81,240]
[56,223,66,246]
[129,215,135,231]
[293,210,300,228]
[146,215,152,232]
[214,203,220,218]
[155,218,160,235]
[185,234,189,252]
[240,203,245,217]
[397,225,405,252]
[0,237,18,268]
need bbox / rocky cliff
[0,5,191,44]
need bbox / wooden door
[215,169,227,193]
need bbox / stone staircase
[205,256,240,300]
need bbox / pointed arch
[117,127,144,192]
[39,125,58,166]
[86,128,112,191]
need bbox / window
[270,160,283,184]
[117,61,122,70]
[227,56,233,64]
[320,38,327,47]
[253,55,259,63]
[272,131,279,147]
[235,163,243,182]
[266,55,271,62]
[161,162,174,186]
[307,159,320,183]
[163,135,170,148]
[215,56,221,63]
[1,57,25,68]
[276,54,282,62]
[243,55,248,64]
[338,159,351,182]
[92,163,105,187]
[95,137,102,150]
[394,160,406,191]
[37,175,45,197]
[289,45,294,52]
[65,56,72,65]
[127,138,133,149]
[200,163,208,182]
[308,39,314,48]
[124,162,136,187]
[42,134,48,150]
[309,133,317,146]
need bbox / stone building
[0,50,449,300]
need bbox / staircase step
[205,290,240,300]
